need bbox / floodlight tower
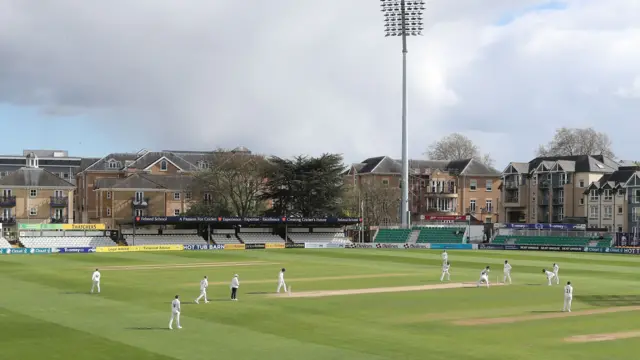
[380,0,425,227]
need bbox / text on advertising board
[265,243,285,249]
[224,244,246,250]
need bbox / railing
[504,181,519,189]
[131,197,150,208]
[0,217,16,224]
[504,197,519,204]
[539,198,549,205]
[539,182,550,189]
[50,217,67,224]
[50,196,69,207]
[425,188,457,195]
[552,198,564,205]
[0,196,16,207]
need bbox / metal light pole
[381,0,425,228]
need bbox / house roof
[583,169,639,194]
[351,157,499,176]
[94,173,194,191]
[124,151,196,171]
[82,153,140,172]
[528,155,618,173]
[0,167,75,188]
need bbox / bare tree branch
[537,127,615,158]
[425,133,494,167]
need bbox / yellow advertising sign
[224,244,246,250]
[96,245,183,253]
[265,243,285,249]
[62,224,106,230]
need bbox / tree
[340,182,400,225]
[188,150,270,217]
[262,154,345,217]
[537,127,615,158]
[426,133,494,167]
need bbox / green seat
[374,229,411,243]
[416,227,464,244]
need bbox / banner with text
[501,223,586,230]
[429,243,473,250]
[304,243,346,249]
[285,243,305,249]
[183,244,224,250]
[95,245,183,253]
[245,243,266,250]
[56,247,96,253]
[1,248,53,254]
[224,244,246,250]
[18,223,106,231]
[135,216,361,226]
[265,243,285,249]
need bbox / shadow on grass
[61,291,90,295]
[126,327,169,331]
[246,291,270,295]
[530,310,557,313]
[574,295,640,307]
[524,283,544,286]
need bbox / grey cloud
[0,0,639,167]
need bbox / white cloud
[0,0,639,167]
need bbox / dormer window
[26,152,39,168]
[197,161,209,170]
[160,160,168,171]
[107,159,120,169]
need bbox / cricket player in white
[442,251,448,265]
[543,269,556,285]
[552,263,560,284]
[91,268,101,294]
[195,276,209,304]
[277,268,288,293]
[563,281,573,312]
[169,295,182,330]
[440,262,451,282]
[477,266,490,287]
[230,274,239,301]
[503,260,512,284]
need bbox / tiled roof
[529,155,618,173]
[352,157,499,176]
[94,173,194,191]
[0,167,75,188]
[124,152,195,171]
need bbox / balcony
[132,197,150,208]
[503,196,521,207]
[425,188,457,197]
[0,217,16,225]
[539,181,550,189]
[50,196,69,208]
[0,196,16,207]
[539,198,550,206]
[553,181,568,188]
[50,217,68,224]
[552,198,564,205]
[504,181,519,189]
[552,216,564,222]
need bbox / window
[204,193,212,202]
[558,189,564,203]
[173,192,180,200]
[174,209,180,216]
[603,205,612,219]
[29,189,37,198]
[106,207,111,216]
[108,160,119,169]
[135,191,144,202]
[470,180,477,191]
[618,206,623,214]
[54,208,64,219]
[54,190,64,198]
[469,200,476,213]
[485,199,493,213]
[618,189,624,196]
[106,191,112,199]
[559,173,567,185]
[617,225,623,233]
[634,189,640,204]
[30,207,37,216]
[532,175,537,186]
[135,209,144,217]
[579,180,585,187]
[589,206,599,219]
[185,192,192,201]
[633,208,639,222]
[420,180,426,188]
[485,180,493,191]
[3,189,12,197]
[160,160,168,171]
[381,179,389,186]
[603,189,612,201]
[589,189,599,201]
[2,208,12,219]
[579,198,584,205]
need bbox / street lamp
[380,0,425,228]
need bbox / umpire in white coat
[230,274,239,301]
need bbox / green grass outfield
[1,249,639,360]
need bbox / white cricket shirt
[200,279,208,291]
[278,271,285,282]
[442,264,450,272]
[504,264,512,273]
[231,277,239,288]
[171,299,181,313]
[564,285,573,298]
[92,271,101,281]
[553,264,559,273]
[545,270,555,278]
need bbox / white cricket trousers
[477,275,489,287]
[563,296,572,312]
[277,280,287,293]
[440,270,450,281]
[196,290,208,302]
[91,280,100,293]
[554,271,560,284]
[169,311,181,329]
[503,272,512,284]
[547,274,556,285]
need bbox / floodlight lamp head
[381,0,425,37]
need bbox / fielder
[195,276,209,304]
[563,281,573,312]
[277,268,288,293]
[543,269,556,285]
[440,261,451,282]
[230,274,239,301]
[169,295,182,330]
[503,260,512,284]
[477,266,490,287]
[442,250,448,265]
[553,263,560,284]
[91,268,101,294]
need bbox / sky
[1,0,639,169]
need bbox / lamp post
[380,0,425,228]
